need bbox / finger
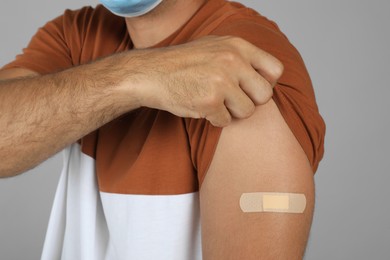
[238,63,274,105]
[224,83,256,119]
[233,38,284,86]
[206,105,232,127]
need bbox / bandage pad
[239,192,306,213]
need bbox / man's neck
[125,0,206,49]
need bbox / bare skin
[0,0,283,177]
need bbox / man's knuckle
[276,61,284,75]
[216,51,235,64]
[270,60,284,80]
[260,85,273,103]
[243,103,255,117]
[201,92,221,110]
[210,73,226,85]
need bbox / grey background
[1,0,389,259]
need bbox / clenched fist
[122,36,284,127]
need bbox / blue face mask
[100,0,163,18]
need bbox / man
[0,0,325,259]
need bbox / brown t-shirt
[1,0,325,196]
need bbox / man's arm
[200,99,314,259]
[0,36,283,178]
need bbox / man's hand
[122,36,284,127]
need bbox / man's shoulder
[190,1,290,55]
[210,7,289,48]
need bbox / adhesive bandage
[239,192,306,213]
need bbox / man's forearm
[0,53,141,177]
